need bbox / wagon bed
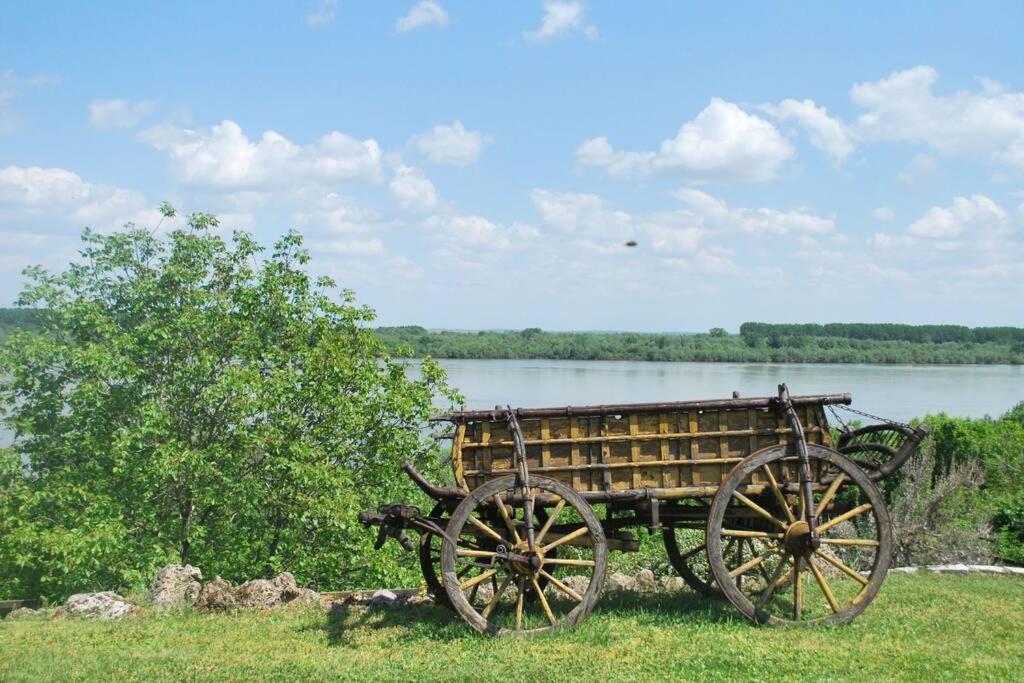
[442,393,846,496]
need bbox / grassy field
[2,574,1022,681]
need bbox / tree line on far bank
[374,325,1024,365]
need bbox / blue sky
[1,1,1023,331]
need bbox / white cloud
[389,165,438,210]
[524,1,597,42]
[306,0,336,27]
[396,1,449,32]
[851,66,1024,175]
[291,193,386,235]
[411,121,489,166]
[0,164,149,227]
[895,153,938,186]
[872,206,894,222]
[139,120,383,189]
[906,194,1009,239]
[423,213,537,249]
[577,99,794,183]
[760,98,854,165]
[89,98,157,129]
[672,187,835,235]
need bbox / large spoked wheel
[707,444,892,626]
[663,525,716,595]
[421,502,554,609]
[440,475,608,636]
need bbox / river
[429,359,1024,423]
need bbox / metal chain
[830,403,911,429]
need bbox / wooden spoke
[720,529,784,539]
[539,569,583,602]
[732,491,788,529]
[816,502,873,534]
[514,577,525,630]
[531,576,556,625]
[466,515,507,544]
[680,544,706,561]
[456,549,497,559]
[808,557,840,613]
[492,495,521,544]
[761,464,796,524]
[755,555,793,609]
[481,573,513,620]
[456,565,474,579]
[542,557,596,567]
[818,537,880,548]
[728,545,780,579]
[793,556,804,621]
[814,473,846,521]
[814,550,870,586]
[541,525,589,553]
[535,498,564,547]
[460,568,497,592]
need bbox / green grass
[2,574,1022,681]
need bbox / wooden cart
[360,384,928,635]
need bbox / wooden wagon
[360,385,928,634]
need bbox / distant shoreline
[376,324,1024,366]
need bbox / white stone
[61,592,134,619]
[148,564,203,609]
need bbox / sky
[1,1,1023,332]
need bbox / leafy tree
[0,211,458,599]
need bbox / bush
[0,211,459,601]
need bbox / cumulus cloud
[291,193,387,236]
[577,99,794,183]
[423,212,537,250]
[760,98,854,165]
[906,194,1009,239]
[139,120,383,190]
[851,66,1024,175]
[411,121,489,166]
[0,164,150,227]
[89,98,157,129]
[524,1,597,42]
[672,188,835,235]
[306,0,336,27]
[389,165,438,210]
[396,1,448,32]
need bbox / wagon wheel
[706,444,892,626]
[440,475,608,636]
[421,502,553,608]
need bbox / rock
[562,575,591,596]
[473,582,494,605]
[928,563,971,574]
[148,564,203,609]
[634,569,658,593]
[607,572,636,592]
[890,566,918,574]
[659,575,686,592]
[406,593,435,607]
[59,592,134,620]
[283,587,321,608]
[194,576,238,611]
[235,579,281,609]
[369,589,400,609]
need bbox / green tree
[0,211,458,600]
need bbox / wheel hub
[783,520,811,556]
[507,540,543,576]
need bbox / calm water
[3,361,1020,447]
[429,359,1024,423]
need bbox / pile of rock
[4,564,324,621]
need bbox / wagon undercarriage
[359,384,928,635]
